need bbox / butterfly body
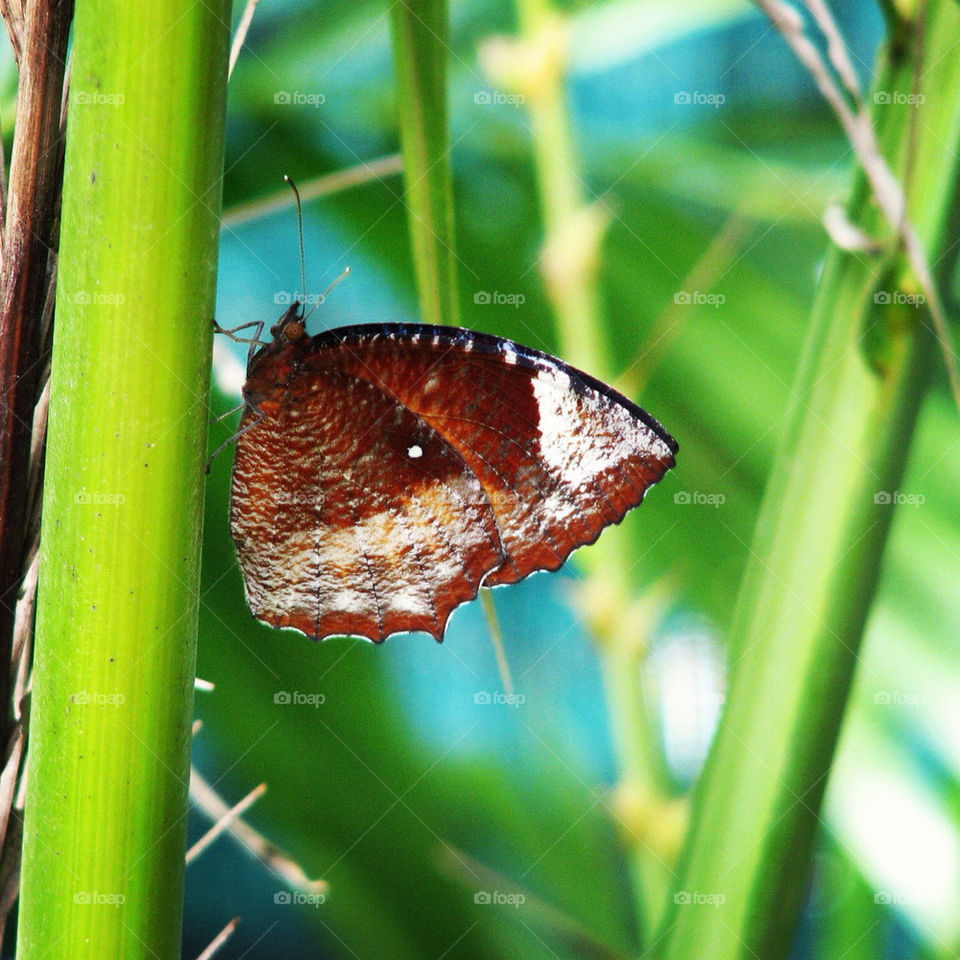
[229,313,677,643]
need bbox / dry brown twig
[228,0,259,79]
[195,916,240,960]
[755,0,960,414]
[186,780,267,864]
[802,0,863,105]
[189,766,328,895]
[0,0,23,65]
[0,0,72,938]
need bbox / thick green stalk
[16,2,229,958]
[486,0,677,939]
[659,4,960,958]
[490,0,609,376]
[389,0,460,327]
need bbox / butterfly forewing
[229,323,676,642]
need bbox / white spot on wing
[408,443,423,459]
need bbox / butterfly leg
[212,318,265,342]
[205,403,264,474]
[210,400,246,426]
[212,318,268,366]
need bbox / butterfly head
[270,299,307,345]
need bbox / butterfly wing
[230,323,676,642]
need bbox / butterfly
[220,300,677,643]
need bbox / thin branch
[618,212,753,397]
[822,202,883,253]
[0,809,21,946]
[802,0,862,105]
[60,51,71,129]
[0,727,23,871]
[220,154,404,230]
[24,266,56,533]
[195,917,240,960]
[186,781,267,865]
[189,767,328,895]
[756,0,960,415]
[228,0,259,79]
[11,548,37,720]
[0,0,71,731]
[0,0,24,65]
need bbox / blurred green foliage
[191,1,960,958]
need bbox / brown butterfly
[221,303,677,643]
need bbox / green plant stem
[16,2,230,958]
[515,0,608,377]
[659,3,960,957]
[389,0,459,327]
[499,0,677,940]
[595,587,681,938]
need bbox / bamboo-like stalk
[388,0,460,328]
[482,0,679,940]
[16,1,230,957]
[389,9,679,937]
[659,3,960,957]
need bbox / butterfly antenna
[303,266,351,322]
[283,174,307,312]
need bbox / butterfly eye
[282,319,305,342]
